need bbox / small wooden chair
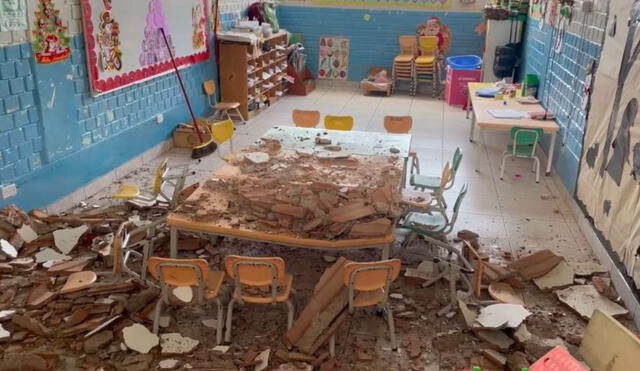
[292,109,321,128]
[324,115,354,131]
[210,119,235,159]
[383,115,420,178]
[147,257,225,344]
[329,259,401,355]
[224,255,295,343]
[204,80,247,125]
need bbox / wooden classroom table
[467,82,560,175]
[166,126,412,259]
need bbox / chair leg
[215,298,224,345]
[234,107,247,125]
[152,299,164,334]
[285,300,294,330]
[385,303,398,350]
[224,298,236,343]
[500,153,510,180]
[534,157,540,183]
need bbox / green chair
[410,147,463,208]
[500,127,543,183]
[401,184,468,242]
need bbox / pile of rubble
[175,140,404,240]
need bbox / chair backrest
[452,147,463,172]
[383,115,413,134]
[153,158,169,195]
[450,184,468,226]
[344,259,401,308]
[292,109,321,128]
[399,35,417,55]
[147,257,210,287]
[224,255,286,286]
[511,127,543,156]
[325,115,354,131]
[203,80,216,96]
[439,162,453,189]
[419,36,438,56]
[211,119,235,144]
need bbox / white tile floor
[80,83,600,268]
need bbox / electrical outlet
[156,114,164,124]
[1,184,17,200]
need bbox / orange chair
[383,115,420,182]
[292,109,321,128]
[224,255,295,343]
[329,259,401,355]
[324,115,354,131]
[148,257,225,344]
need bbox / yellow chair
[210,119,235,159]
[204,80,247,125]
[224,255,295,343]
[113,158,196,208]
[147,257,225,344]
[324,115,354,131]
[415,36,440,97]
[292,109,321,128]
[329,259,401,355]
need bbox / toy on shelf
[361,67,392,96]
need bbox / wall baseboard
[45,139,174,214]
[546,161,640,328]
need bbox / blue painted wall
[0,35,217,211]
[522,18,603,194]
[277,5,485,81]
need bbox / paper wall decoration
[576,0,640,288]
[32,0,72,64]
[97,1,122,71]
[311,0,452,9]
[0,0,27,31]
[81,0,210,96]
[318,36,349,80]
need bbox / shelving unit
[220,32,290,119]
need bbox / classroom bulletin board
[311,0,452,9]
[80,0,210,96]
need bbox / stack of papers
[488,109,529,119]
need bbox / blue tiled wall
[277,5,485,81]
[0,35,217,211]
[522,19,602,194]
[0,44,45,184]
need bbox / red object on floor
[530,346,588,371]
[444,66,482,107]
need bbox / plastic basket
[447,55,482,70]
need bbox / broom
[160,27,216,159]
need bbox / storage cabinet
[219,32,289,119]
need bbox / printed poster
[318,36,349,80]
[311,0,451,9]
[0,0,28,31]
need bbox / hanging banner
[311,0,452,9]
[0,0,28,31]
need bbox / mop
[160,28,216,159]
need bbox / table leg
[382,244,391,260]
[469,113,476,143]
[546,132,557,176]
[402,157,408,189]
[466,89,471,119]
[170,227,178,258]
